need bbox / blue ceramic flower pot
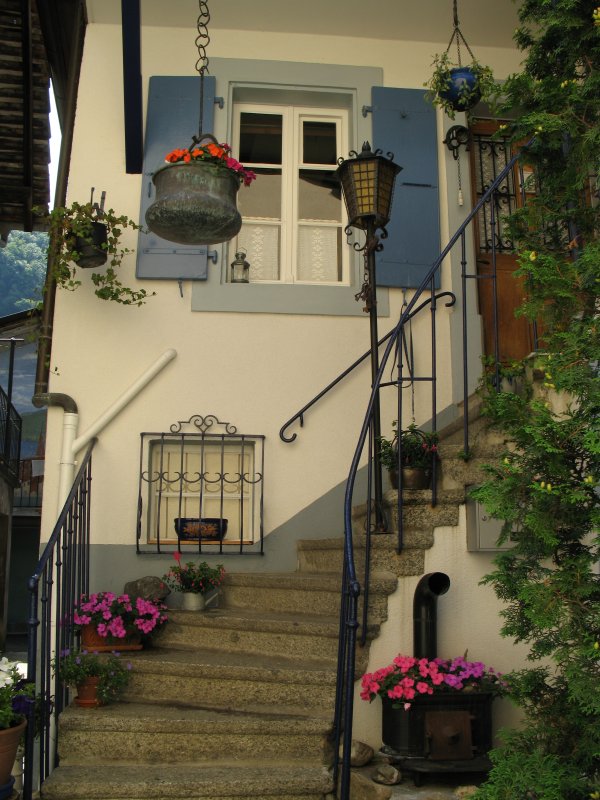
[439,66,481,111]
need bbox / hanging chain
[195,1,211,138]
[445,0,477,66]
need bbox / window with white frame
[231,104,349,285]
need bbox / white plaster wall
[352,505,529,748]
[41,19,522,550]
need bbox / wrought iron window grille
[136,414,265,555]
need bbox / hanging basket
[439,66,482,112]
[146,161,242,246]
[68,221,108,269]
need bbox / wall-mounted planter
[146,162,242,246]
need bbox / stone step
[297,530,435,576]
[123,648,339,712]
[58,703,332,765]
[40,762,333,800]
[154,607,347,664]
[221,572,397,625]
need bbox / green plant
[469,3,600,797]
[39,200,154,305]
[0,656,36,730]
[162,552,225,595]
[424,51,496,119]
[52,648,132,704]
[379,422,439,471]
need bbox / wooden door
[469,120,537,362]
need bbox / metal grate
[136,414,265,555]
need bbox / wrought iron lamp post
[336,142,401,530]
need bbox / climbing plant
[471,2,600,799]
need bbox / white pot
[181,592,206,611]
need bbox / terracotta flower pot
[0,718,26,786]
[81,624,143,652]
[74,677,101,708]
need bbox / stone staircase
[40,406,501,800]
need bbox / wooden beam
[121,0,143,174]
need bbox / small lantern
[336,142,402,231]
[230,250,250,283]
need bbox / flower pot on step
[0,718,26,787]
[181,592,207,611]
[81,624,143,652]
[389,467,432,490]
[74,677,101,708]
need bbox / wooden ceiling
[0,0,51,241]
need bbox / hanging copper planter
[146,161,242,246]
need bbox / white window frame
[231,102,350,286]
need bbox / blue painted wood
[371,87,441,289]
[136,76,216,281]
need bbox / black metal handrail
[333,141,534,798]
[22,439,96,800]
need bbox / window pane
[296,226,342,282]
[298,170,342,222]
[239,113,282,164]
[303,121,337,165]
[238,169,281,219]
[236,225,281,281]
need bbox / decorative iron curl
[169,414,238,435]
[195,1,211,76]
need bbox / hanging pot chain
[445,0,476,66]
[195,0,211,138]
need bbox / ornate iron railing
[279,141,533,797]
[22,439,96,800]
[331,143,534,798]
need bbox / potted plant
[361,653,505,758]
[146,136,256,246]
[52,648,132,707]
[379,423,439,489]
[162,551,226,611]
[39,195,154,305]
[0,657,36,795]
[425,51,496,119]
[73,591,168,651]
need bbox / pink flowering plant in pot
[73,592,168,641]
[360,654,505,710]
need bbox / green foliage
[38,202,155,306]
[424,51,498,119]
[0,230,47,315]
[378,422,439,470]
[471,2,600,797]
[52,649,132,705]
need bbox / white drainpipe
[57,347,177,506]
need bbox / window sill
[191,279,390,317]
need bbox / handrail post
[365,220,385,531]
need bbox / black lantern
[336,142,402,231]
[337,141,401,531]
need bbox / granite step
[222,571,397,625]
[154,607,350,664]
[57,702,332,764]
[40,762,333,800]
[123,647,339,712]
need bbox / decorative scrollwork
[169,414,238,435]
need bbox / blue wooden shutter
[372,87,440,289]
[136,76,216,280]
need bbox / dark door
[469,120,537,362]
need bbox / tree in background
[0,230,47,317]
[473,1,599,798]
